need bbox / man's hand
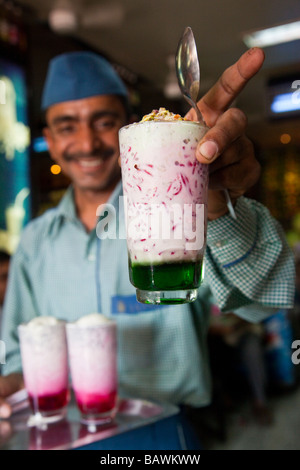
[0,373,24,418]
[185,47,265,220]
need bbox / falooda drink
[66,313,118,424]
[18,317,69,423]
[119,108,209,304]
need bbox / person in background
[0,49,295,450]
[209,303,273,426]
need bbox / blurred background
[0,0,299,246]
[0,0,299,449]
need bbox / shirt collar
[56,185,77,220]
[47,180,123,236]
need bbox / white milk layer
[76,313,113,326]
[27,316,61,328]
[120,120,209,264]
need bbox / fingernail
[199,141,218,161]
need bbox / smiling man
[44,95,127,230]
[0,50,295,450]
[42,53,130,231]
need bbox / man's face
[0,260,9,306]
[43,95,128,193]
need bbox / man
[0,50,295,448]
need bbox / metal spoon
[175,26,205,125]
[175,26,237,219]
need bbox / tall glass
[18,319,69,424]
[119,119,209,304]
[66,318,118,425]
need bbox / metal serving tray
[0,390,179,450]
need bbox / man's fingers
[0,419,12,440]
[209,159,261,193]
[0,399,12,419]
[208,136,246,173]
[199,47,265,126]
[196,108,247,163]
[208,144,261,192]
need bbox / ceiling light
[51,164,62,175]
[49,9,77,33]
[164,81,181,99]
[270,92,300,114]
[280,133,291,144]
[243,20,300,48]
[49,0,78,34]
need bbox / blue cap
[41,51,128,111]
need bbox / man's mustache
[62,148,115,162]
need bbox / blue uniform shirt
[1,181,295,407]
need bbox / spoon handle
[223,189,237,219]
[194,104,206,126]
